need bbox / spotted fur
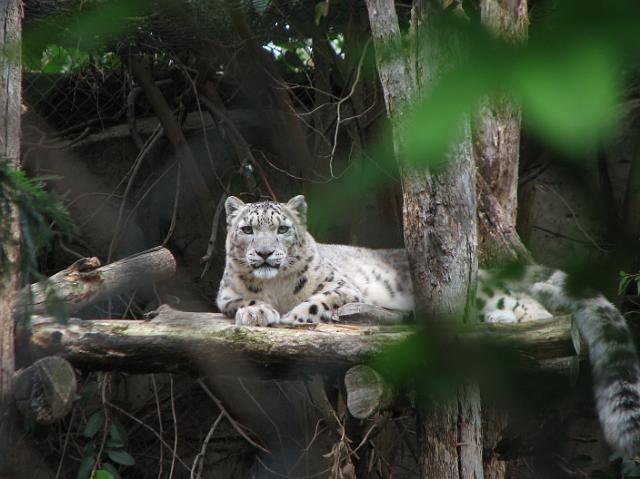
[217,196,640,455]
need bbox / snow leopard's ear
[286,195,307,226]
[225,196,246,224]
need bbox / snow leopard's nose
[256,249,274,259]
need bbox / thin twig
[54,407,76,479]
[151,375,164,479]
[328,39,371,177]
[90,374,110,478]
[162,163,182,246]
[536,183,606,252]
[197,378,270,454]
[238,378,284,452]
[168,376,178,479]
[178,64,227,192]
[107,126,164,262]
[105,401,191,471]
[190,412,224,479]
[256,456,331,479]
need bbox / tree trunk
[413,4,482,478]
[475,0,529,267]
[0,0,21,405]
[365,0,481,477]
[0,1,22,475]
[473,3,528,477]
[0,3,53,477]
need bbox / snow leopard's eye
[241,226,253,235]
[277,225,290,234]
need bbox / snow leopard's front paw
[235,304,280,327]
[484,309,519,323]
[282,300,335,325]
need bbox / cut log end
[345,365,392,419]
[13,356,77,424]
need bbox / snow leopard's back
[317,243,414,311]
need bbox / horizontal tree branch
[24,304,577,376]
[15,247,176,316]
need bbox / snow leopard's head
[224,195,308,279]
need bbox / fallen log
[15,246,176,316]
[25,304,577,376]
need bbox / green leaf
[108,421,128,447]
[404,76,481,168]
[513,44,619,153]
[94,470,115,479]
[106,449,135,466]
[76,455,95,479]
[314,1,329,25]
[621,458,640,477]
[101,463,122,479]
[82,440,97,455]
[106,439,125,449]
[83,411,105,438]
[80,381,99,404]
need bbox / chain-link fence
[23,68,131,133]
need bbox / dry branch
[129,55,215,219]
[25,304,577,375]
[15,247,176,316]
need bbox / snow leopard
[216,194,640,456]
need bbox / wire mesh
[22,67,131,133]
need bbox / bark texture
[15,246,176,316]
[365,0,481,476]
[474,4,528,477]
[0,0,21,408]
[13,356,77,424]
[0,1,22,476]
[25,306,576,374]
[0,4,54,477]
[475,0,529,266]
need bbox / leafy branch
[0,158,76,282]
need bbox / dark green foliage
[0,158,75,282]
[75,376,135,479]
[83,411,105,439]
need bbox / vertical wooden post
[0,0,22,475]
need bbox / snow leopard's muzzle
[246,245,287,279]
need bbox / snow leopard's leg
[477,269,552,323]
[217,285,280,326]
[281,283,361,324]
[526,268,640,455]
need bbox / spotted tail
[525,267,640,455]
